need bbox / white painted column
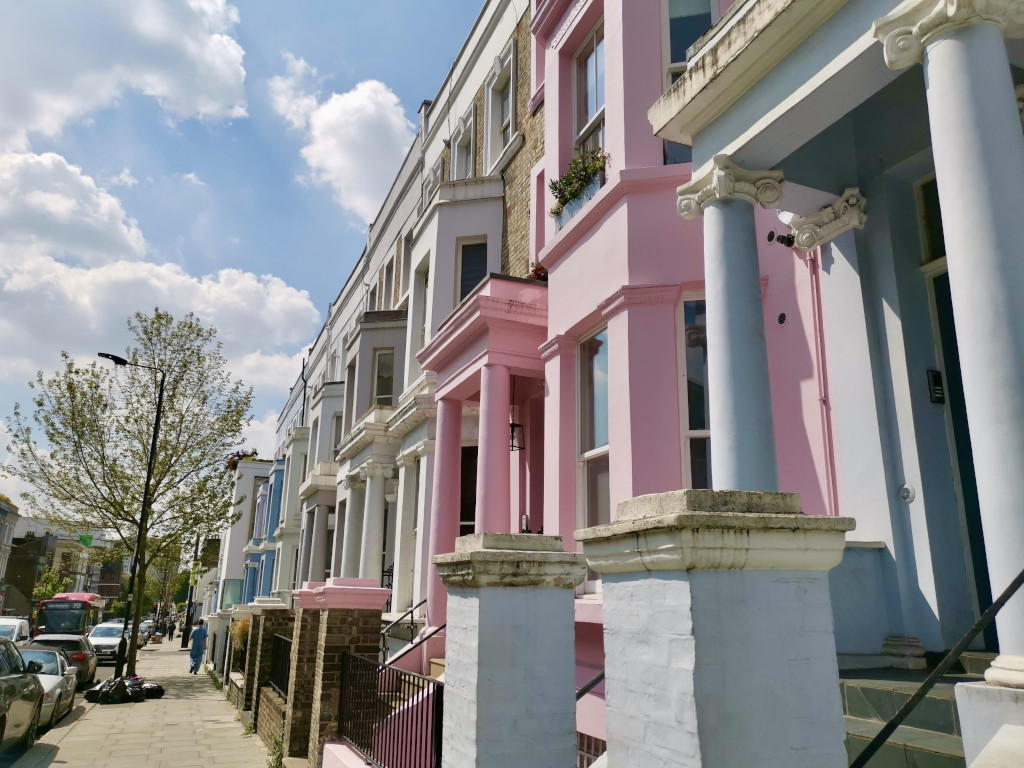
[412,443,434,617]
[578,490,853,768]
[391,455,419,614]
[475,363,511,533]
[677,155,783,491]
[875,0,1024,680]
[340,481,365,579]
[427,398,463,628]
[359,463,392,582]
[329,500,345,578]
[295,510,313,589]
[434,533,586,768]
[307,504,329,583]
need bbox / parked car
[28,636,97,686]
[18,648,76,730]
[0,638,44,751]
[88,623,129,664]
[0,619,31,647]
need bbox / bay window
[683,300,711,488]
[579,329,610,529]
[373,349,395,407]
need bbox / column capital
[599,284,683,320]
[341,474,365,490]
[396,453,418,469]
[789,188,868,251]
[873,0,1024,70]
[677,154,784,220]
[359,462,395,480]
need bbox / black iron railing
[382,563,395,613]
[576,669,604,701]
[269,633,292,697]
[851,563,1024,767]
[380,598,427,661]
[339,652,443,768]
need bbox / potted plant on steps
[549,148,609,231]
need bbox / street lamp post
[98,352,165,679]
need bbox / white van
[0,617,32,645]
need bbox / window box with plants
[549,148,608,231]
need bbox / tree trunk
[126,540,147,677]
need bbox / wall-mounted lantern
[510,422,525,452]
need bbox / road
[1,637,267,767]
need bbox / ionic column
[295,509,313,590]
[476,363,511,533]
[876,0,1024,676]
[390,455,419,614]
[677,155,784,491]
[329,500,344,578]
[359,463,393,582]
[427,398,463,627]
[307,504,329,583]
[340,478,365,579]
[540,335,577,546]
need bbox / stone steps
[428,657,445,680]
[840,669,979,766]
[958,652,996,677]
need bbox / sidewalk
[5,638,268,767]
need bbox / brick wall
[242,614,262,711]
[252,608,295,730]
[283,606,321,758]
[257,685,288,753]
[307,608,382,768]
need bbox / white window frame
[383,259,395,310]
[677,292,711,489]
[423,155,445,207]
[372,348,395,408]
[661,0,716,88]
[455,237,489,304]
[450,105,475,182]
[368,285,378,312]
[576,326,610,594]
[574,22,606,153]
[484,40,518,174]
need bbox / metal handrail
[851,563,1024,767]
[380,598,427,660]
[576,669,605,701]
[387,623,446,668]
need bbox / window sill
[486,132,524,176]
[554,171,605,232]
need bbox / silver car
[18,648,76,729]
[87,624,127,664]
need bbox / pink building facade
[416,0,841,746]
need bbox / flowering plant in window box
[528,263,548,282]
[549,148,608,226]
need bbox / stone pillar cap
[434,533,587,589]
[293,581,326,610]
[247,596,289,616]
[575,489,855,574]
[313,577,391,611]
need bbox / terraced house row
[198,0,1024,766]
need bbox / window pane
[595,35,605,112]
[684,301,709,430]
[690,437,712,489]
[669,0,712,63]
[580,330,609,452]
[375,351,394,406]
[459,242,488,300]
[586,453,611,528]
[499,81,510,126]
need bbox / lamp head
[98,352,129,367]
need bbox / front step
[846,716,965,767]
[840,669,980,766]
[428,657,445,679]
[959,652,996,677]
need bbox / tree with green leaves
[32,566,72,601]
[4,309,253,674]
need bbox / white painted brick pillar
[434,533,586,768]
[577,489,854,768]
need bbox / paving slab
[0,639,267,767]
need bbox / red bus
[35,592,105,636]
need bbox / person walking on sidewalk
[167,621,175,641]
[188,618,207,674]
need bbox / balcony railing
[339,652,443,768]
[269,633,292,697]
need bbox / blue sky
[0,0,485,499]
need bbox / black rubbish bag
[86,675,149,704]
[142,683,165,699]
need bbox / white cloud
[0,152,146,266]
[241,411,281,459]
[0,0,247,151]
[181,172,206,187]
[231,349,308,391]
[0,152,321,394]
[269,53,415,225]
[105,167,138,188]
